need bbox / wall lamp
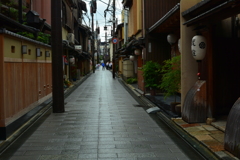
[36,48,41,57]
[22,45,27,54]
[45,51,50,57]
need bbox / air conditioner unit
[67,33,75,44]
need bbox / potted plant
[159,55,181,112]
[142,61,162,95]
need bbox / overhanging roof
[79,24,90,31]
[122,0,132,8]
[183,0,240,26]
[148,3,180,34]
[0,13,39,33]
[0,28,50,47]
[116,23,124,30]
[79,1,87,12]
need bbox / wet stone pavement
[0,69,205,160]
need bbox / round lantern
[191,35,207,61]
[129,55,135,61]
[69,56,75,64]
[167,34,177,45]
[178,38,181,53]
[134,49,141,55]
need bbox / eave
[0,28,50,47]
[148,3,180,34]
[0,13,39,34]
[182,0,230,18]
[183,0,240,26]
[122,0,132,8]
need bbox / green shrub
[142,61,162,89]
[17,32,51,44]
[126,78,137,84]
[159,55,181,101]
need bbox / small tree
[142,61,162,89]
[159,55,181,102]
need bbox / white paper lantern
[167,34,177,45]
[130,55,135,61]
[134,49,141,55]
[191,35,207,61]
[69,56,75,64]
[178,38,181,53]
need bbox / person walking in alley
[106,61,109,70]
[95,63,99,70]
[109,61,112,70]
[101,62,105,70]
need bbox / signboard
[112,38,118,44]
[74,45,82,50]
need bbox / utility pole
[91,0,96,73]
[97,39,100,63]
[112,0,116,78]
[105,31,107,57]
[91,11,95,73]
[51,0,65,113]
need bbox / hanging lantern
[134,49,141,55]
[69,56,75,64]
[167,34,177,45]
[178,38,181,53]
[130,55,135,61]
[191,35,207,61]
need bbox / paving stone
[211,133,225,143]
[188,129,211,136]
[0,71,206,160]
[194,134,214,141]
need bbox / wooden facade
[0,31,52,139]
[4,62,52,124]
[144,0,180,63]
[144,0,180,29]
[180,0,240,157]
[128,0,142,38]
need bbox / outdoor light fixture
[36,48,41,57]
[191,35,207,61]
[69,56,75,64]
[22,45,27,54]
[167,34,177,45]
[178,38,181,53]
[167,34,178,57]
[45,51,50,57]
[134,49,141,55]
[130,55,135,61]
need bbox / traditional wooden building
[180,0,240,158]
[0,0,52,140]
[0,0,91,140]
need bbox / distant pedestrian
[109,62,112,70]
[101,62,105,70]
[106,62,109,70]
[95,64,99,70]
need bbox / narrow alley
[0,70,206,160]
